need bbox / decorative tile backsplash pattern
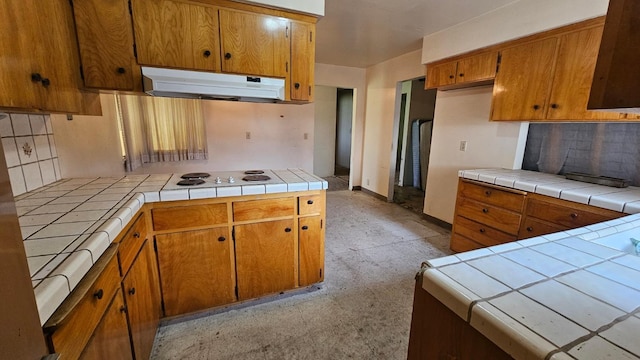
[0,114,61,196]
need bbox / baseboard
[421,214,452,231]
[352,185,362,191]
[360,187,388,202]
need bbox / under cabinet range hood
[141,67,285,102]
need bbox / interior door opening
[390,78,436,214]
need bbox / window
[115,94,208,171]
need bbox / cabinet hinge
[310,31,313,43]
[286,26,289,38]
[232,228,235,241]
[153,239,157,252]
[319,268,322,278]
[160,300,165,316]
[79,66,84,81]
[128,0,133,15]
[309,86,312,96]
[286,62,289,73]
[496,52,502,74]
[320,219,323,229]
[234,286,239,299]
[133,43,138,58]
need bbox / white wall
[361,49,425,196]
[53,94,315,177]
[313,85,337,177]
[423,86,528,223]
[422,0,609,63]
[315,63,367,188]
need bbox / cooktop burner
[244,170,265,175]
[242,175,271,182]
[177,179,205,186]
[181,172,211,179]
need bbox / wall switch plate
[459,140,468,152]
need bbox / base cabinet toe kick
[43,190,326,359]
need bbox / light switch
[459,141,468,152]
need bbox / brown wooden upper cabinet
[425,52,498,90]
[290,21,316,102]
[73,0,140,91]
[491,25,622,121]
[219,9,290,78]
[131,0,221,72]
[0,0,83,113]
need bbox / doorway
[390,78,437,214]
[335,88,353,177]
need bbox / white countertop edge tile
[422,269,480,321]
[34,275,70,325]
[50,250,93,294]
[97,218,122,242]
[470,302,558,360]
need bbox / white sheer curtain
[116,94,208,171]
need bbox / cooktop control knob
[228,176,235,183]
[215,177,222,184]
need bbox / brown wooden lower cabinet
[235,219,297,300]
[155,227,236,317]
[408,274,512,360]
[79,289,132,360]
[299,215,324,286]
[122,240,161,360]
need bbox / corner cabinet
[79,289,132,360]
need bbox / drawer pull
[133,232,141,238]
[482,208,489,213]
[218,236,226,242]
[128,288,136,296]
[484,190,492,196]
[93,289,104,300]
[570,213,578,219]
[285,228,292,233]
[527,226,534,232]
[307,200,314,205]
[479,228,485,233]
[301,225,309,230]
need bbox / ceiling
[315,0,519,68]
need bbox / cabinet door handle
[484,190,492,196]
[459,73,465,77]
[93,289,104,300]
[133,232,141,238]
[31,73,43,82]
[117,67,126,74]
[533,104,540,110]
[225,52,232,60]
[301,225,308,230]
[128,288,136,296]
[218,236,226,242]
[527,226,534,232]
[294,82,300,89]
[482,208,489,213]
[448,75,454,79]
[307,200,314,205]
[203,50,211,57]
[41,78,51,88]
[284,228,292,233]
[120,306,127,313]
[570,213,578,219]
[479,228,485,233]
[550,103,559,109]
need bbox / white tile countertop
[13,169,327,325]
[424,213,640,359]
[459,169,640,214]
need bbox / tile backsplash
[0,114,61,196]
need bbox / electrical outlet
[246,132,251,140]
[459,140,468,152]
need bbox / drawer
[456,197,522,235]
[518,217,567,239]
[46,247,121,360]
[298,195,322,215]
[453,215,517,247]
[118,212,147,276]
[458,180,525,212]
[450,233,484,253]
[525,197,620,229]
[233,198,295,222]
[152,203,228,231]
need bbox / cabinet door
[220,9,290,77]
[299,216,323,286]
[457,52,498,84]
[73,0,139,90]
[290,21,315,101]
[0,0,40,109]
[546,26,620,120]
[132,0,221,72]
[80,289,133,360]
[490,37,558,121]
[425,61,457,89]
[122,240,161,360]
[235,219,296,300]
[156,228,236,317]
